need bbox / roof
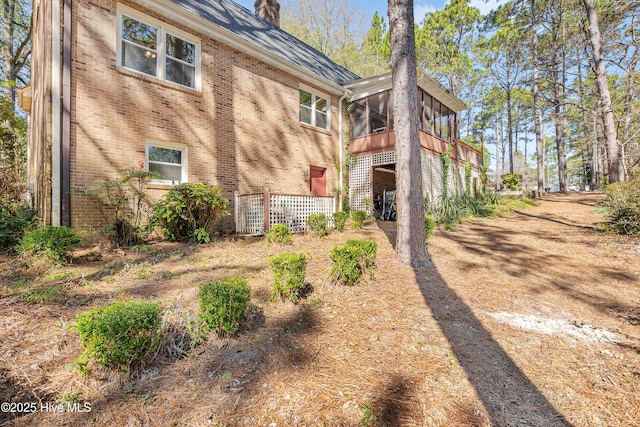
[343,69,468,112]
[165,0,360,86]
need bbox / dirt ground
[1,191,639,426]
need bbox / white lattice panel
[421,151,433,203]
[269,194,335,233]
[372,151,396,166]
[431,155,443,201]
[235,193,264,234]
[349,155,371,213]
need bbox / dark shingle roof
[172,0,360,85]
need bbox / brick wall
[68,0,341,230]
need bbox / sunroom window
[146,143,187,185]
[119,9,199,89]
[300,89,329,130]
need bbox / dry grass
[0,192,638,426]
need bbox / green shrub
[266,224,292,245]
[17,226,81,263]
[501,173,522,191]
[307,214,328,237]
[199,277,251,337]
[601,172,640,235]
[330,239,377,285]
[269,252,308,301]
[81,167,158,247]
[351,210,367,228]
[153,183,229,243]
[332,211,348,232]
[0,203,38,251]
[424,214,436,239]
[75,300,162,370]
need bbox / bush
[333,211,348,232]
[81,167,158,247]
[266,224,292,245]
[601,172,640,235]
[0,203,38,251]
[75,300,162,370]
[153,183,229,243]
[351,210,367,228]
[501,173,522,191]
[199,277,251,337]
[330,239,377,285]
[424,214,436,239]
[16,226,81,263]
[307,214,328,237]
[269,252,308,301]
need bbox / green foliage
[428,191,506,229]
[199,277,251,337]
[269,252,308,301]
[0,203,37,251]
[465,161,472,196]
[153,183,229,243]
[441,148,451,200]
[16,226,81,263]
[332,211,348,232]
[424,214,436,239]
[600,172,640,235]
[501,173,523,190]
[266,224,292,245]
[75,300,162,370]
[330,239,377,285]
[0,91,28,211]
[307,213,328,237]
[81,167,158,247]
[351,210,367,228]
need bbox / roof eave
[344,69,468,112]
[131,0,347,95]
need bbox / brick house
[22,0,480,232]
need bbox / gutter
[61,0,72,226]
[51,0,61,226]
[338,88,352,210]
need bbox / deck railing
[235,189,336,235]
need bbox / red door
[309,166,326,196]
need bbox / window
[349,98,367,138]
[423,93,433,133]
[434,100,441,138]
[442,104,450,142]
[146,142,187,184]
[119,8,199,89]
[300,89,329,130]
[368,92,388,133]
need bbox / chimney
[255,0,280,27]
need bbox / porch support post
[263,188,270,233]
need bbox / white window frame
[117,4,201,90]
[299,86,330,130]
[145,140,188,185]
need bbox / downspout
[51,0,61,226]
[61,0,72,226]
[338,88,351,211]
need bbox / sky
[234,0,505,21]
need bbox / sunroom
[344,70,483,217]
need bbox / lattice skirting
[235,192,336,235]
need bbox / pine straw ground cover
[0,192,639,426]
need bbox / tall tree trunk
[506,79,514,174]
[388,0,431,267]
[532,0,544,193]
[582,0,624,182]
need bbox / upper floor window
[118,7,200,89]
[300,89,329,130]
